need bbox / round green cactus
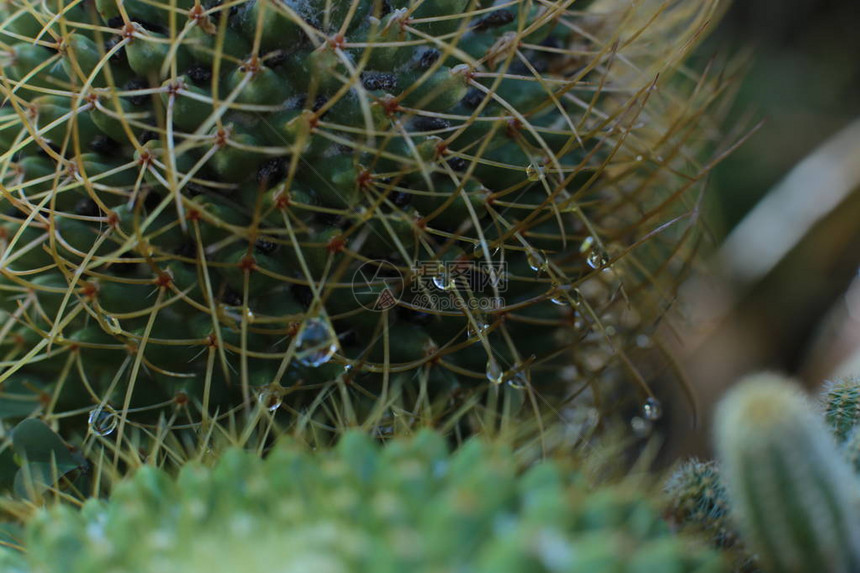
[0,0,729,445]
[0,430,726,572]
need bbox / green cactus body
[840,425,860,475]
[822,376,860,442]
[714,373,860,573]
[663,459,760,572]
[0,0,728,444]
[1,431,725,572]
[665,459,735,549]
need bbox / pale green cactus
[0,430,726,572]
[713,373,860,573]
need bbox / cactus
[822,376,860,442]
[712,373,860,573]
[664,459,735,550]
[664,459,759,573]
[0,429,726,572]
[840,425,860,475]
[0,0,732,447]
[665,373,860,573]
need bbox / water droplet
[467,321,489,338]
[432,270,456,291]
[507,370,528,389]
[218,305,256,331]
[220,305,255,328]
[579,236,610,269]
[642,397,662,421]
[486,358,504,385]
[526,248,546,273]
[295,317,337,367]
[549,284,569,306]
[586,246,609,270]
[101,313,122,335]
[630,416,652,437]
[550,285,582,307]
[256,387,282,412]
[526,162,545,182]
[88,407,118,436]
[550,293,568,306]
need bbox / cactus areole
[0,0,726,439]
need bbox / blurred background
[665,0,860,456]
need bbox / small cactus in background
[828,376,860,473]
[0,430,726,573]
[822,375,860,442]
[664,459,759,573]
[664,459,735,549]
[709,373,860,573]
[664,374,860,573]
[0,0,732,453]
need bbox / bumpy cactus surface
[0,429,726,572]
[671,374,860,573]
[822,375,860,442]
[664,458,759,573]
[664,459,734,550]
[0,0,728,447]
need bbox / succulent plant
[0,0,730,451]
[664,459,734,550]
[822,375,860,442]
[0,429,726,572]
[666,373,860,573]
[716,373,860,573]
[664,458,759,573]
